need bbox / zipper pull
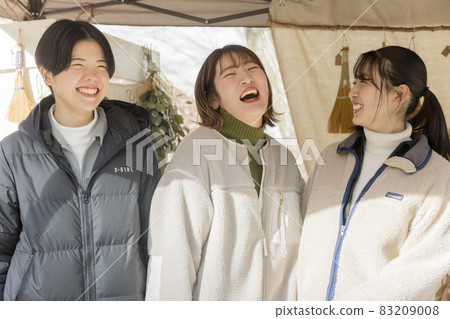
[262,230,268,257]
[83,192,89,204]
[340,225,345,238]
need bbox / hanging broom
[7,30,34,123]
[328,46,353,133]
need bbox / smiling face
[41,40,110,127]
[349,71,406,134]
[213,53,269,128]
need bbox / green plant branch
[138,48,189,174]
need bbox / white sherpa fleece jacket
[146,127,304,300]
[297,132,450,301]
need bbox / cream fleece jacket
[146,127,304,300]
[298,131,450,301]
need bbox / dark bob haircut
[194,44,277,128]
[35,19,115,78]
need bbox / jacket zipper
[340,225,345,237]
[326,153,388,300]
[259,148,268,300]
[80,189,96,300]
[277,192,284,240]
[325,150,359,300]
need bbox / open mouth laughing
[240,87,260,103]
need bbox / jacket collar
[337,127,432,173]
[19,96,150,175]
[19,95,62,151]
[20,95,149,147]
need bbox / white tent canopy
[0,0,270,26]
[2,0,449,28]
[270,0,450,29]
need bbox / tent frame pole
[11,0,269,25]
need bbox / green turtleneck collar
[216,108,265,146]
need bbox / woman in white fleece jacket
[298,46,450,301]
[146,45,304,300]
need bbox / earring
[211,104,219,110]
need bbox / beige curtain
[246,28,308,178]
[246,28,296,142]
[270,21,450,175]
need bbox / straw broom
[7,32,34,123]
[328,47,353,133]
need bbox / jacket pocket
[14,253,34,301]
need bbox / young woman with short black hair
[0,19,160,300]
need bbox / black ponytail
[408,90,450,159]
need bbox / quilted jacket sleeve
[0,143,21,300]
[138,148,161,272]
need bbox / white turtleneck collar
[50,104,98,135]
[347,122,413,216]
[364,122,413,156]
[49,104,99,172]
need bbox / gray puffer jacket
[0,96,160,300]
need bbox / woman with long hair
[297,46,449,301]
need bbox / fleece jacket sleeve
[0,144,21,301]
[301,162,318,220]
[336,186,450,301]
[145,168,213,301]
